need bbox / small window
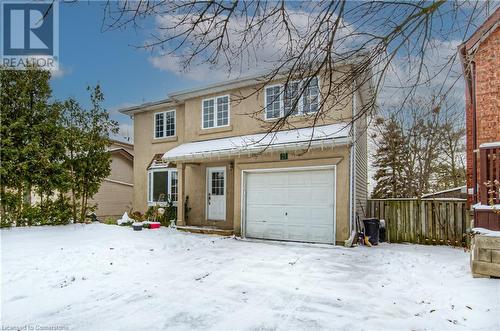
[170,171,178,202]
[203,96,230,129]
[284,81,300,116]
[165,111,176,137]
[217,96,229,127]
[155,113,164,138]
[303,77,319,113]
[203,99,215,128]
[148,168,178,205]
[154,110,176,139]
[265,85,282,119]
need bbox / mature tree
[1,67,118,226]
[371,116,408,198]
[101,0,495,133]
[435,117,466,190]
[372,97,466,198]
[61,86,119,222]
[0,68,66,222]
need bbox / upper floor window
[265,77,320,119]
[154,110,176,139]
[203,95,230,129]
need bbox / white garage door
[244,167,335,244]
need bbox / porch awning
[162,123,351,162]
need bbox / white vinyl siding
[265,77,320,119]
[203,95,230,129]
[154,110,176,139]
[353,90,368,219]
[147,168,178,205]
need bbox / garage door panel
[310,171,334,185]
[245,168,335,244]
[247,188,288,205]
[246,205,285,221]
[310,188,334,204]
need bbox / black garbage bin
[379,219,386,243]
[363,218,380,245]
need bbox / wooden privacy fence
[366,199,470,246]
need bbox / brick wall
[466,27,500,204]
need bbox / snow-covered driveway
[1,224,499,331]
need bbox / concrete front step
[176,225,234,237]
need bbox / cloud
[51,63,72,79]
[148,8,349,82]
[108,102,138,116]
[116,122,134,143]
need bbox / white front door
[207,167,226,220]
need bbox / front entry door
[207,167,226,220]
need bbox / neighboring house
[421,186,467,200]
[88,138,134,220]
[459,8,500,230]
[120,66,372,244]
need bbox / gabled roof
[119,55,373,116]
[109,148,134,162]
[162,123,351,162]
[460,8,500,55]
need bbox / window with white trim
[303,77,319,113]
[265,77,320,119]
[265,85,281,119]
[147,168,178,205]
[154,110,176,139]
[203,95,230,129]
[284,81,300,116]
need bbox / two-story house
[459,8,500,231]
[120,65,372,244]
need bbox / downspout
[471,62,478,204]
[349,85,357,234]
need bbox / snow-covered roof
[162,123,351,162]
[421,186,466,198]
[472,203,500,211]
[479,141,500,149]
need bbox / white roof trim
[162,123,351,162]
[479,141,500,148]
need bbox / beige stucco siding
[132,104,185,212]
[127,67,370,243]
[181,72,354,142]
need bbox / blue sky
[50,2,199,136]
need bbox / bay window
[147,168,178,205]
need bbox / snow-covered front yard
[1,224,499,331]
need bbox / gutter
[162,136,351,162]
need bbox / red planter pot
[149,222,161,229]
